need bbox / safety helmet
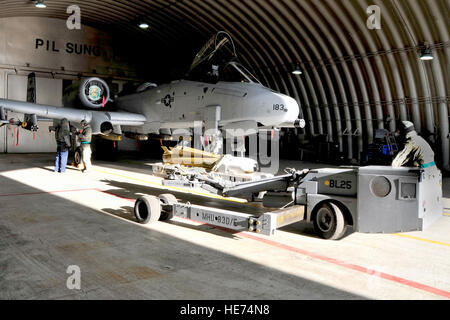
[80,120,88,127]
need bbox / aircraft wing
[0,98,146,134]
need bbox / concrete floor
[0,153,449,300]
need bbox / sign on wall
[0,16,140,153]
[0,16,136,78]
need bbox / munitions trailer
[133,166,443,240]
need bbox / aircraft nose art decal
[88,85,102,101]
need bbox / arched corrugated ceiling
[1,0,449,170]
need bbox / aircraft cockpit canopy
[186,31,261,85]
[220,61,261,84]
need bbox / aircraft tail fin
[22,73,41,131]
[27,73,36,103]
[23,73,52,126]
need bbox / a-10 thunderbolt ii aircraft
[0,31,304,153]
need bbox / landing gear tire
[74,148,82,168]
[313,202,346,240]
[158,193,178,221]
[134,195,161,224]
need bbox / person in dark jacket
[55,118,71,173]
[77,120,93,172]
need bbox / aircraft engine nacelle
[78,77,111,109]
[99,121,114,135]
[90,114,114,135]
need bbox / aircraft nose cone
[283,95,300,121]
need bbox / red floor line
[159,207,450,299]
[0,188,98,197]
[0,187,132,200]
[239,232,450,299]
[6,187,448,299]
[95,189,136,202]
[95,191,450,299]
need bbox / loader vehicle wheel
[158,193,178,221]
[313,202,346,240]
[134,195,161,224]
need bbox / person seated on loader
[392,121,436,170]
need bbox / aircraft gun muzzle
[277,118,306,129]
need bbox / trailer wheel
[313,202,346,240]
[158,193,178,221]
[134,195,161,224]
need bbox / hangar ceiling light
[291,63,302,75]
[35,0,46,8]
[419,47,434,61]
[139,23,150,29]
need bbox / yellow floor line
[94,168,256,205]
[393,233,450,247]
